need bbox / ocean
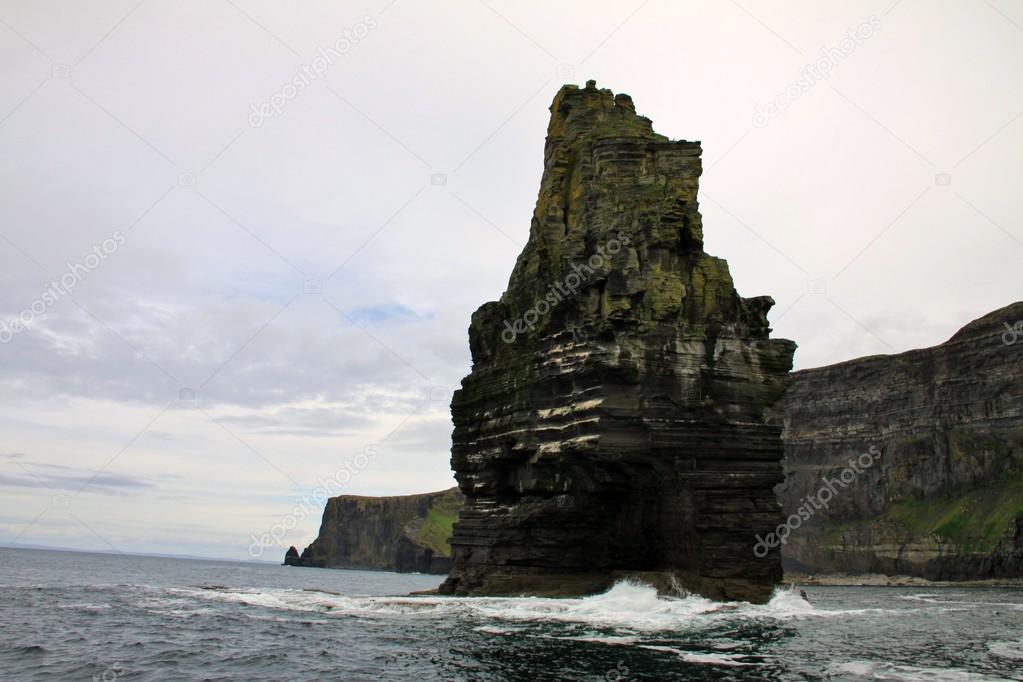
[1,547,1020,681]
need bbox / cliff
[285,488,463,574]
[438,81,796,603]
[288,303,1022,584]
[777,302,1023,579]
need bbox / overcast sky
[1,0,1020,561]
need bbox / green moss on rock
[883,475,1023,552]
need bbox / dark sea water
[1,548,1021,681]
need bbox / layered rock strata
[288,303,1022,584]
[286,488,462,574]
[777,302,1023,579]
[437,81,796,602]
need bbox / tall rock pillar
[439,81,796,603]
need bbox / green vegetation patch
[882,474,1023,552]
[413,492,462,558]
[418,507,457,557]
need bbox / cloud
[0,464,155,494]
[0,0,1020,559]
[216,404,375,437]
[348,302,431,325]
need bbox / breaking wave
[159,580,897,632]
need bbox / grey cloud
[0,0,1020,558]
[0,469,154,493]
[216,405,375,437]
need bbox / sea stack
[438,81,796,602]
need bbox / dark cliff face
[778,302,1023,579]
[288,488,462,574]
[438,81,796,603]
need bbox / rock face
[778,302,1023,580]
[287,488,462,574]
[437,81,796,602]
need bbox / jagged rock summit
[439,81,796,602]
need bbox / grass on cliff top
[883,474,1023,552]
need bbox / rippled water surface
[1,548,1021,680]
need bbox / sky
[0,0,1021,561]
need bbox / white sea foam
[56,602,111,610]
[829,660,1012,680]
[898,593,1023,612]
[161,580,905,633]
[473,625,520,635]
[834,661,875,677]
[548,635,641,646]
[987,639,1023,661]
[639,645,755,666]
[898,593,973,605]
